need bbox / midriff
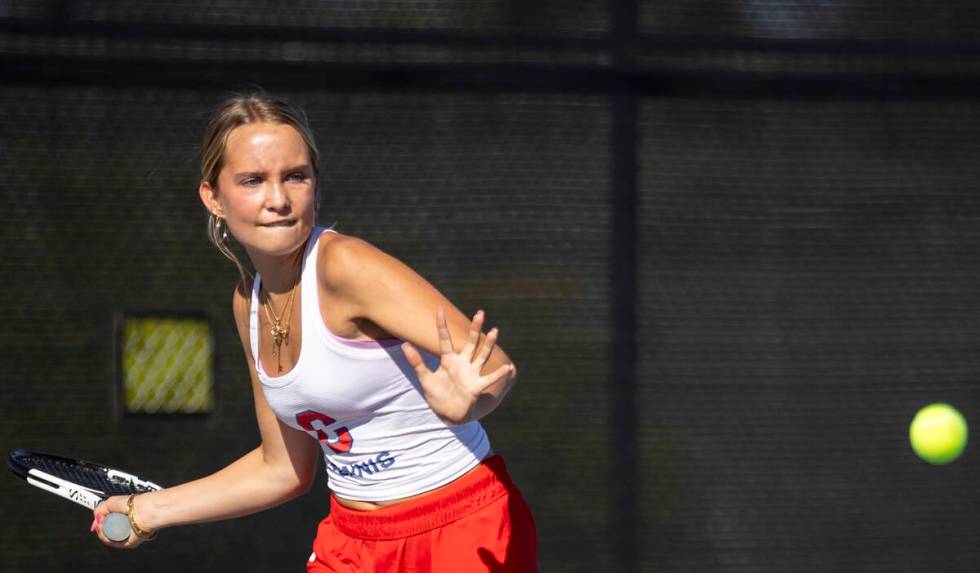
[332,451,492,511]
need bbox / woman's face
[200,121,317,260]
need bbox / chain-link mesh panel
[122,317,214,414]
[637,98,980,572]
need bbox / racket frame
[8,450,163,511]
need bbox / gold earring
[214,214,228,241]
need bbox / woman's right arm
[93,283,318,548]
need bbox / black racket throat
[8,450,162,503]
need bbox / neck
[248,242,306,294]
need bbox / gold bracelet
[126,494,158,541]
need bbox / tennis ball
[909,403,968,465]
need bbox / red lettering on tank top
[295,410,352,454]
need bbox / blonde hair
[201,94,321,284]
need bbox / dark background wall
[2,2,979,572]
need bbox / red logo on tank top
[295,410,353,453]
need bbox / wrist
[134,491,165,530]
[128,494,159,540]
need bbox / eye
[287,172,308,183]
[241,177,261,187]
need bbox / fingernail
[90,518,98,532]
[96,514,105,524]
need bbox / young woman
[93,95,538,572]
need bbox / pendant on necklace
[270,322,289,373]
[270,324,287,352]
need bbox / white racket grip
[102,512,132,541]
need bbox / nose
[264,180,289,212]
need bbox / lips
[261,220,296,227]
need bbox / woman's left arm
[320,234,517,424]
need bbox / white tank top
[249,227,490,501]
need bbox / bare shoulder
[316,231,396,291]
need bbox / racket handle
[102,512,132,542]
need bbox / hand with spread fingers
[401,308,515,425]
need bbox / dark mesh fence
[2,2,980,572]
[638,99,980,571]
[640,1,980,41]
[4,1,609,35]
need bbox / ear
[199,180,222,217]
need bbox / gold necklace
[262,275,299,373]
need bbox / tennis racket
[8,449,163,541]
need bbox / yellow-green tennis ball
[909,403,968,465]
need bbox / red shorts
[307,456,538,573]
